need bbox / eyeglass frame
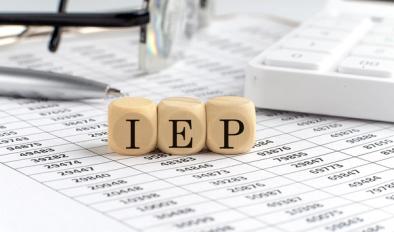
[0,0,211,72]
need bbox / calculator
[245,0,394,122]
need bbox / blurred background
[0,0,327,22]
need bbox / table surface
[0,0,327,23]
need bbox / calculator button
[352,45,394,60]
[371,25,394,35]
[279,37,340,54]
[307,17,369,32]
[338,57,394,77]
[307,19,356,31]
[363,34,394,47]
[296,26,350,41]
[264,49,329,70]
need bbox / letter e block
[206,96,255,154]
[108,97,157,155]
[158,97,206,155]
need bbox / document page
[0,15,393,232]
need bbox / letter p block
[206,96,256,154]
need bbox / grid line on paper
[49,145,394,205]
[200,119,394,230]
[268,125,394,219]
[0,109,142,231]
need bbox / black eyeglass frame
[0,0,150,52]
[0,0,211,73]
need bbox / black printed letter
[220,119,244,149]
[126,119,140,149]
[169,120,193,148]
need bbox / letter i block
[206,96,256,154]
[108,97,157,155]
[158,97,206,155]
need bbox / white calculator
[245,0,394,122]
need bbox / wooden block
[158,97,206,155]
[206,96,256,154]
[108,97,157,155]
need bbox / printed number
[44,160,82,169]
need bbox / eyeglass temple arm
[49,0,68,52]
[0,9,149,27]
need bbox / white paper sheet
[0,15,393,232]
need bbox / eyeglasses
[0,0,212,72]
